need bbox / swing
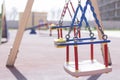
[64,60,112,77]
[56,0,112,77]
[63,39,112,77]
[62,38,112,77]
[53,0,80,45]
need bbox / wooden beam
[90,0,111,65]
[0,4,2,44]
[1,1,8,41]
[6,0,34,67]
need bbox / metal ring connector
[65,34,70,41]
[90,33,94,38]
[102,34,108,40]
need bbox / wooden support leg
[0,5,2,44]
[1,2,8,41]
[0,2,5,44]
[90,0,112,65]
[6,0,34,67]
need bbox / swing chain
[76,0,94,39]
[88,0,108,40]
[59,19,63,26]
[78,0,81,4]
[66,0,81,40]
[65,0,71,3]
[88,26,94,38]
[98,26,108,40]
[75,28,80,38]
[59,0,70,26]
[65,27,74,40]
[61,0,74,40]
[65,34,70,41]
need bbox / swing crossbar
[67,37,96,42]
[51,25,78,29]
[54,37,96,44]
[56,40,110,47]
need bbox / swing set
[50,0,80,38]
[54,0,112,77]
[6,0,112,78]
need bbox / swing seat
[50,24,56,30]
[54,38,66,48]
[54,38,66,43]
[64,60,112,77]
[51,26,58,30]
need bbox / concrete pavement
[0,30,120,80]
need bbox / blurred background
[0,0,120,30]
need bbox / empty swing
[53,0,81,47]
[55,0,112,77]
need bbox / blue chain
[88,0,101,27]
[88,0,108,40]
[75,0,93,38]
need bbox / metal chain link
[74,0,94,39]
[89,0,108,40]
[59,0,71,26]
[65,0,82,40]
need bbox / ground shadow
[7,66,27,80]
[87,74,102,80]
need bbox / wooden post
[90,0,111,65]
[1,1,8,42]
[6,0,34,67]
[0,4,2,44]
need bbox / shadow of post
[87,74,102,80]
[7,66,27,80]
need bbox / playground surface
[0,30,120,80]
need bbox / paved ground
[0,29,120,80]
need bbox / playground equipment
[25,23,48,34]
[52,2,83,72]
[50,0,80,37]
[27,12,49,34]
[54,0,112,77]
[6,0,34,66]
[0,1,8,44]
[0,12,1,44]
[6,0,112,78]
